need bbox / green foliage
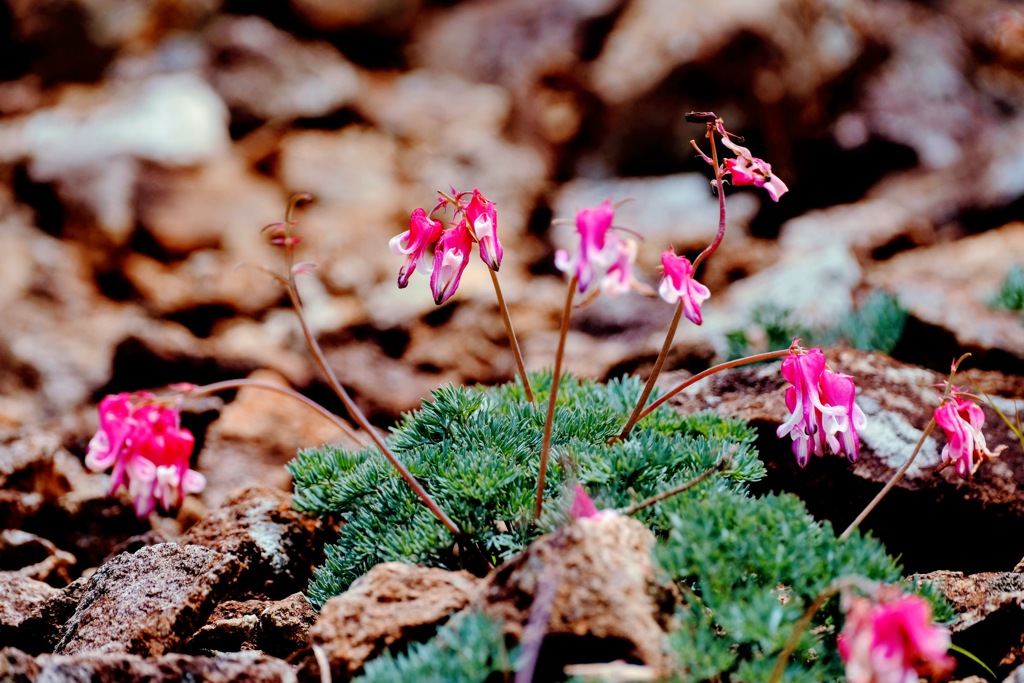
[726,291,908,360]
[656,490,923,681]
[353,610,513,683]
[288,373,763,608]
[991,263,1024,314]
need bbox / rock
[205,15,360,122]
[478,514,671,673]
[0,648,297,682]
[180,486,330,597]
[0,573,61,641]
[658,348,1024,574]
[186,592,315,659]
[291,0,420,31]
[12,576,89,654]
[0,530,76,583]
[867,223,1024,367]
[306,562,482,679]
[55,543,239,656]
[919,569,1024,675]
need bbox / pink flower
[718,127,789,202]
[658,250,711,324]
[569,484,600,519]
[600,234,639,296]
[390,208,444,288]
[465,188,502,271]
[430,222,473,305]
[839,590,955,683]
[555,201,614,293]
[85,393,204,517]
[933,390,1006,479]
[776,344,865,467]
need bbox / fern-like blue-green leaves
[288,372,762,608]
[656,490,950,681]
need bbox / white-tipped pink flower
[658,250,711,325]
[555,201,614,293]
[718,130,789,202]
[86,393,204,517]
[776,343,865,467]
[430,222,473,305]
[934,390,1005,479]
[839,589,955,683]
[465,188,502,271]
[390,208,444,288]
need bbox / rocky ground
[1,0,1024,680]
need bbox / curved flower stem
[838,418,936,541]
[279,196,461,537]
[617,301,683,441]
[768,576,879,683]
[535,275,577,520]
[692,128,726,272]
[636,349,791,423]
[839,354,969,541]
[618,451,732,516]
[489,268,534,403]
[186,379,367,446]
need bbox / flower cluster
[839,588,955,683]
[934,388,1006,479]
[85,392,205,517]
[776,342,866,467]
[554,200,642,296]
[390,188,501,304]
[693,118,790,202]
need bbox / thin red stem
[489,268,534,403]
[637,349,791,422]
[617,301,683,441]
[186,379,366,446]
[535,276,577,520]
[692,128,726,272]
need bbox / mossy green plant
[288,372,763,608]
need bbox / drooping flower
[430,222,474,305]
[600,234,639,297]
[658,249,711,324]
[718,131,789,202]
[390,208,444,288]
[839,589,955,683]
[465,188,502,271]
[85,393,204,517]
[776,343,864,467]
[933,390,1006,479]
[555,200,615,293]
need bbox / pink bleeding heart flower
[85,393,204,517]
[933,390,1006,479]
[390,208,444,288]
[600,234,640,297]
[465,188,502,271]
[658,250,711,325]
[555,200,615,293]
[430,222,474,305]
[569,484,600,519]
[776,343,863,467]
[718,125,789,202]
[839,589,955,683]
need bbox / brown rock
[181,486,329,597]
[205,15,360,122]
[867,223,1024,365]
[0,648,297,682]
[478,514,671,673]
[0,530,76,583]
[291,0,419,31]
[12,575,89,654]
[920,569,1024,674]
[186,592,315,659]
[55,543,239,656]
[0,573,60,640]
[307,562,481,678]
